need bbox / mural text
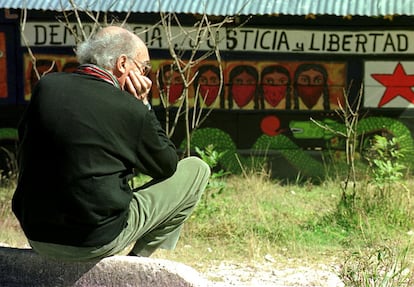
[23,22,414,54]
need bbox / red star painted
[371,63,414,107]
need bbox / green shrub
[365,135,408,197]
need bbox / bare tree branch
[20,6,56,81]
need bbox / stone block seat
[0,246,212,287]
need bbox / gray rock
[0,246,211,287]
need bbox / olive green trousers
[29,156,210,261]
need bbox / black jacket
[12,72,178,247]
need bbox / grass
[1,169,414,286]
[0,177,29,248]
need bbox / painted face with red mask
[296,68,325,109]
[262,71,289,107]
[197,69,220,106]
[162,69,184,104]
[231,71,257,108]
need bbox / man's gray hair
[76,27,140,68]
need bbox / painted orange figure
[228,65,259,109]
[193,64,223,107]
[158,64,184,105]
[293,63,330,110]
[260,65,291,109]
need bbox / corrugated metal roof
[1,0,414,16]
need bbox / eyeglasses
[131,58,152,77]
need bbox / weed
[338,244,414,287]
[195,145,229,206]
[0,146,18,188]
[0,145,17,222]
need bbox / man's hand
[125,70,152,104]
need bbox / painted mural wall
[364,61,414,108]
[2,18,414,179]
[150,60,347,111]
[0,32,7,99]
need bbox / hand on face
[125,70,152,104]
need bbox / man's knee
[178,157,210,199]
[179,156,211,178]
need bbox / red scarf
[75,64,120,89]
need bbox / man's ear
[114,54,128,75]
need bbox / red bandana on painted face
[164,84,184,104]
[199,85,220,106]
[232,85,256,107]
[297,85,324,109]
[262,85,287,107]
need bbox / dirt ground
[202,259,344,287]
